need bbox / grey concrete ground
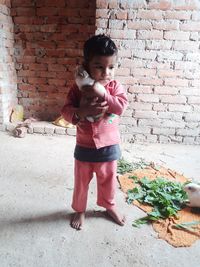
[0,131,200,267]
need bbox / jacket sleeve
[61,85,80,124]
[104,81,128,116]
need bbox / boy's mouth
[99,77,110,82]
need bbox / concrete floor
[0,131,200,267]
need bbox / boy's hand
[77,99,108,120]
[81,84,105,100]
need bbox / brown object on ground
[52,116,74,128]
[13,118,38,138]
[118,163,200,247]
[13,126,28,138]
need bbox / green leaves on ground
[117,158,150,175]
[175,221,200,233]
[127,176,188,227]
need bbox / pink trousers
[72,159,117,212]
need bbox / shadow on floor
[0,209,112,228]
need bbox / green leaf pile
[127,176,188,227]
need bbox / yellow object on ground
[118,164,200,247]
[52,116,74,128]
[10,105,24,123]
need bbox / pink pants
[72,159,117,212]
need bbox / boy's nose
[103,68,109,76]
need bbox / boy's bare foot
[70,212,85,230]
[106,207,126,226]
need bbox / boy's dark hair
[83,34,118,62]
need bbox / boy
[61,34,128,230]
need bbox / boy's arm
[61,85,81,125]
[104,81,128,115]
[61,85,109,124]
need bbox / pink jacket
[61,80,128,149]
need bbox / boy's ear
[83,62,90,74]
[82,61,87,69]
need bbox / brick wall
[96,0,200,144]
[11,0,96,121]
[1,0,199,144]
[0,0,17,126]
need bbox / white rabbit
[183,182,200,208]
[75,66,106,123]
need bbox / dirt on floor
[0,131,200,267]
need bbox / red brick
[164,78,188,87]
[29,63,47,71]
[138,77,163,86]
[117,76,137,85]
[34,41,56,50]
[109,29,136,39]
[164,11,191,20]
[37,85,56,92]
[48,64,66,72]
[61,24,80,33]
[12,0,34,7]
[56,58,77,65]
[115,68,130,76]
[48,79,66,86]
[160,95,187,104]
[18,84,36,91]
[154,86,179,95]
[40,24,57,33]
[37,7,58,16]
[148,0,172,10]
[59,8,80,17]
[18,25,40,32]
[16,56,36,63]
[180,21,200,31]
[67,0,89,8]
[188,96,200,104]
[96,19,107,29]
[173,40,199,51]
[96,0,108,9]
[168,104,192,112]
[36,0,65,7]
[164,31,190,40]
[152,21,179,30]
[120,0,146,9]
[158,69,183,78]
[173,1,200,11]
[131,68,156,77]
[137,10,163,20]
[96,9,108,19]
[116,10,127,20]
[13,16,44,25]
[38,71,57,78]
[56,72,73,79]
[137,30,163,40]
[80,9,95,17]
[15,7,35,16]
[46,49,65,58]
[127,20,152,30]
[128,86,153,94]
[137,94,159,103]
[18,70,36,77]
[28,77,47,85]
[65,48,82,57]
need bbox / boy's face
[87,55,117,85]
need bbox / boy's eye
[95,66,103,69]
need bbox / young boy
[61,34,128,230]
